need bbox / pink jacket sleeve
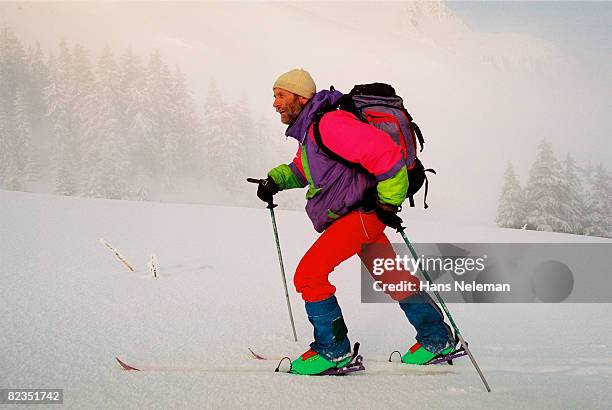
[314,110,404,180]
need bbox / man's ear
[298,96,309,105]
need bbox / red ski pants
[294,211,418,302]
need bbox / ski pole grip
[246,178,278,209]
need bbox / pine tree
[0,26,27,120]
[168,65,200,180]
[201,78,226,180]
[72,44,95,110]
[496,162,526,229]
[234,90,257,174]
[581,160,594,187]
[0,27,27,189]
[68,44,96,194]
[23,42,48,182]
[0,109,8,187]
[24,42,48,135]
[0,88,32,191]
[201,78,246,188]
[119,48,151,199]
[82,46,129,199]
[141,51,173,186]
[561,154,585,234]
[5,88,33,190]
[161,66,187,189]
[225,90,252,198]
[45,40,80,195]
[524,140,570,232]
[253,113,272,173]
[118,48,144,135]
[583,164,611,238]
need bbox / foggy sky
[2,1,610,224]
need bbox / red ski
[115,357,141,371]
[248,348,267,360]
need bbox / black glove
[375,199,405,232]
[256,177,280,205]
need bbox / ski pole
[247,178,298,342]
[398,229,492,392]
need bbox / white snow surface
[1,190,611,409]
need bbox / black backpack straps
[407,165,436,209]
[410,122,425,152]
[402,108,425,153]
[408,195,415,208]
[411,122,425,153]
[337,95,366,123]
[402,108,414,122]
[422,168,436,209]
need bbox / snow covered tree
[23,42,49,182]
[234,90,259,176]
[45,40,81,195]
[524,140,570,232]
[4,88,33,190]
[0,27,28,189]
[72,44,95,112]
[496,162,526,229]
[119,48,151,199]
[118,48,144,134]
[168,65,201,180]
[560,154,585,234]
[0,88,32,192]
[24,42,48,136]
[0,109,8,187]
[225,90,253,198]
[158,65,199,189]
[0,26,27,118]
[201,78,250,193]
[252,113,273,171]
[583,164,611,238]
[67,44,96,193]
[141,51,173,186]
[81,46,129,199]
[201,78,226,180]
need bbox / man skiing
[253,68,454,375]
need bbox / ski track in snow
[1,190,611,409]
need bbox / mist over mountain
[1,1,608,224]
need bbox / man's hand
[254,177,280,205]
[375,200,405,232]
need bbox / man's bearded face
[273,88,307,125]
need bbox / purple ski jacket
[269,89,407,232]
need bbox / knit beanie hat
[273,68,316,99]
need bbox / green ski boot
[402,342,454,365]
[290,349,351,375]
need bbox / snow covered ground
[1,190,611,409]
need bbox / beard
[280,98,306,125]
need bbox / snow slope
[1,190,611,409]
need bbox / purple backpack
[313,83,435,208]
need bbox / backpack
[312,83,435,208]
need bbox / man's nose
[273,97,281,108]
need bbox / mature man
[254,68,453,375]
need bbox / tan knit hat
[273,68,316,99]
